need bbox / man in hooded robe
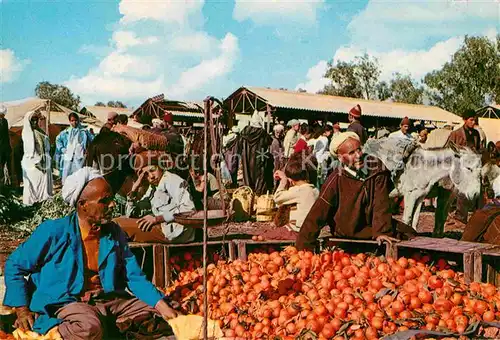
[21,111,53,205]
[238,110,273,195]
[296,132,416,250]
[55,112,94,184]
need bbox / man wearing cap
[99,111,118,133]
[4,167,179,339]
[347,104,368,145]
[0,105,11,188]
[448,109,481,152]
[389,117,414,140]
[448,109,482,224]
[283,119,300,159]
[296,132,415,250]
[332,123,341,137]
[162,111,185,159]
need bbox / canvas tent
[0,97,94,142]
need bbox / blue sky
[1,0,498,109]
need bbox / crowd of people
[2,101,500,338]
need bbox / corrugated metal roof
[171,111,203,118]
[242,87,462,123]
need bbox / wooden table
[393,237,492,283]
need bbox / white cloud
[168,33,239,97]
[295,60,329,93]
[348,0,499,51]
[112,31,159,51]
[119,0,204,25]
[65,74,164,102]
[233,0,324,25]
[66,0,240,105]
[98,51,157,77]
[0,49,30,83]
[169,31,216,54]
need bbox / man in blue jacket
[3,167,179,339]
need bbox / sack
[274,205,291,228]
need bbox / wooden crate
[321,238,396,259]
[393,237,491,284]
[471,245,500,285]
[233,240,295,261]
[129,241,236,288]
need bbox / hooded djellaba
[238,110,273,195]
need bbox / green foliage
[424,35,500,115]
[376,81,391,101]
[321,54,380,100]
[107,101,127,108]
[4,194,74,237]
[95,101,106,107]
[389,73,424,104]
[321,61,363,98]
[35,81,81,110]
[0,191,25,225]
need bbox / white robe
[21,111,53,205]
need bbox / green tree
[354,54,381,100]
[376,81,392,101]
[35,81,81,110]
[389,73,424,104]
[424,35,499,115]
[107,100,127,108]
[95,102,105,106]
[320,61,363,98]
[321,54,380,99]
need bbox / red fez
[349,104,362,118]
[163,112,173,124]
[333,123,340,130]
[401,116,410,126]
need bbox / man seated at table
[3,167,179,340]
[115,151,196,244]
[296,132,416,250]
[187,159,222,210]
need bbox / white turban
[329,132,360,157]
[287,119,299,127]
[273,124,284,132]
[62,167,103,207]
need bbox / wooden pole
[46,100,51,139]
[202,97,210,340]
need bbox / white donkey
[363,137,483,231]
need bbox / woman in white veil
[21,110,53,205]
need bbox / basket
[173,210,229,228]
[255,194,276,222]
[231,186,254,222]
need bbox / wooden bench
[129,241,236,288]
[392,237,491,283]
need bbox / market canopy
[224,86,463,124]
[0,97,80,128]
